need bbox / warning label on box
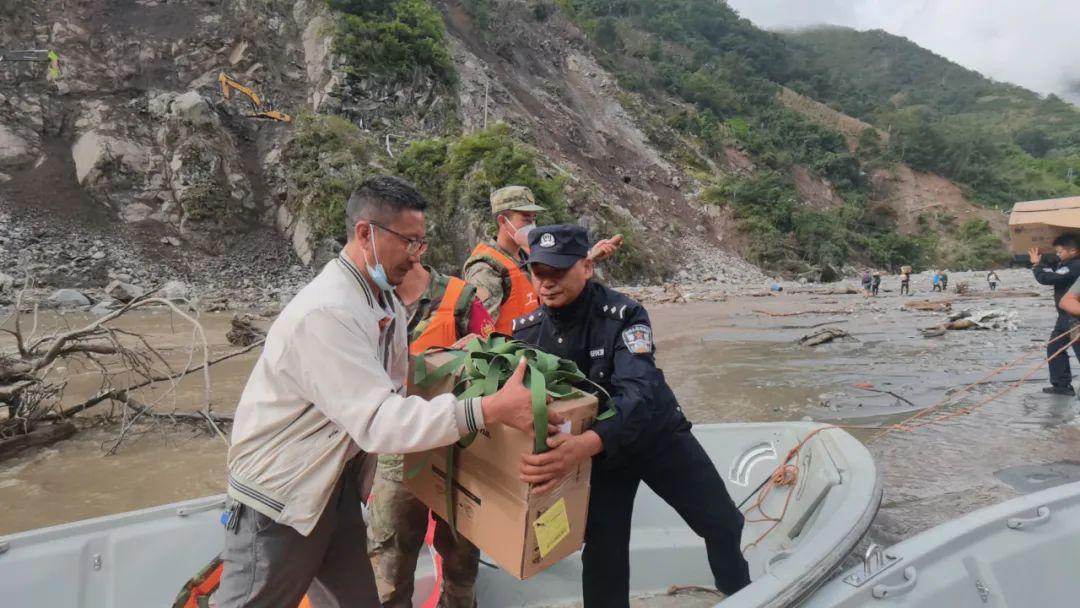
[533,498,571,558]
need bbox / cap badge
[540,233,556,248]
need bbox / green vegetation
[556,0,1044,271]
[397,123,572,271]
[705,169,929,272]
[561,0,929,271]
[329,0,455,83]
[949,219,1012,270]
[283,114,371,240]
[786,27,1080,206]
[462,0,493,29]
[175,145,242,224]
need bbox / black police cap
[526,224,590,269]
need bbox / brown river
[4,273,1080,553]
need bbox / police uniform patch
[621,324,652,354]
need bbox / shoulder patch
[621,323,653,354]
[599,302,631,320]
[511,309,544,332]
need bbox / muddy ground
[3,267,1077,559]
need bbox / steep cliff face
[5,0,1007,294]
[0,0,325,287]
[1,0,772,289]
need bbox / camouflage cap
[490,185,546,214]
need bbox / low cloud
[728,0,1080,102]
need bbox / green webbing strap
[411,335,615,537]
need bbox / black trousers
[1048,314,1080,388]
[581,429,751,608]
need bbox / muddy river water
[4,272,1080,555]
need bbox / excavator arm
[218,72,263,109]
[217,72,291,123]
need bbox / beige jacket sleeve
[284,307,484,454]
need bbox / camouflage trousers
[368,453,480,608]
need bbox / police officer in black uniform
[1031,234,1080,395]
[512,225,751,607]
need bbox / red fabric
[421,513,442,608]
[468,297,495,338]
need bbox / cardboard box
[1008,196,1080,255]
[404,351,598,579]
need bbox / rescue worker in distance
[511,225,751,607]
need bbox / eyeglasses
[369,221,428,256]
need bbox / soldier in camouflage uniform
[368,264,492,608]
[463,186,622,333]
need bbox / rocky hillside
[1,0,773,296]
[0,0,1033,302]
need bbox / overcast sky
[726,0,1080,103]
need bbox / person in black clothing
[1031,234,1080,396]
[871,273,881,296]
[511,225,751,607]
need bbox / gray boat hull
[0,422,881,607]
[805,480,1080,607]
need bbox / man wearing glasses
[218,176,559,607]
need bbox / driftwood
[754,308,854,317]
[956,290,1040,300]
[0,421,77,458]
[798,328,854,346]
[903,300,952,312]
[853,383,917,408]
[779,319,850,330]
[227,313,268,347]
[1,275,262,456]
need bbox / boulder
[161,280,191,301]
[47,289,91,308]
[71,130,150,184]
[819,263,840,283]
[105,280,145,303]
[0,272,14,293]
[90,298,122,316]
[0,124,31,167]
[171,91,218,128]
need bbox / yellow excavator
[217,72,292,123]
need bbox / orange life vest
[410,276,468,355]
[175,556,309,608]
[468,242,538,334]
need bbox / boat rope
[740,329,1080,554]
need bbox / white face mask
[502,216,536,248]
[362,225,395,293]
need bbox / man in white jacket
[218,176,557,608]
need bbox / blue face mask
[364,227,395,293]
